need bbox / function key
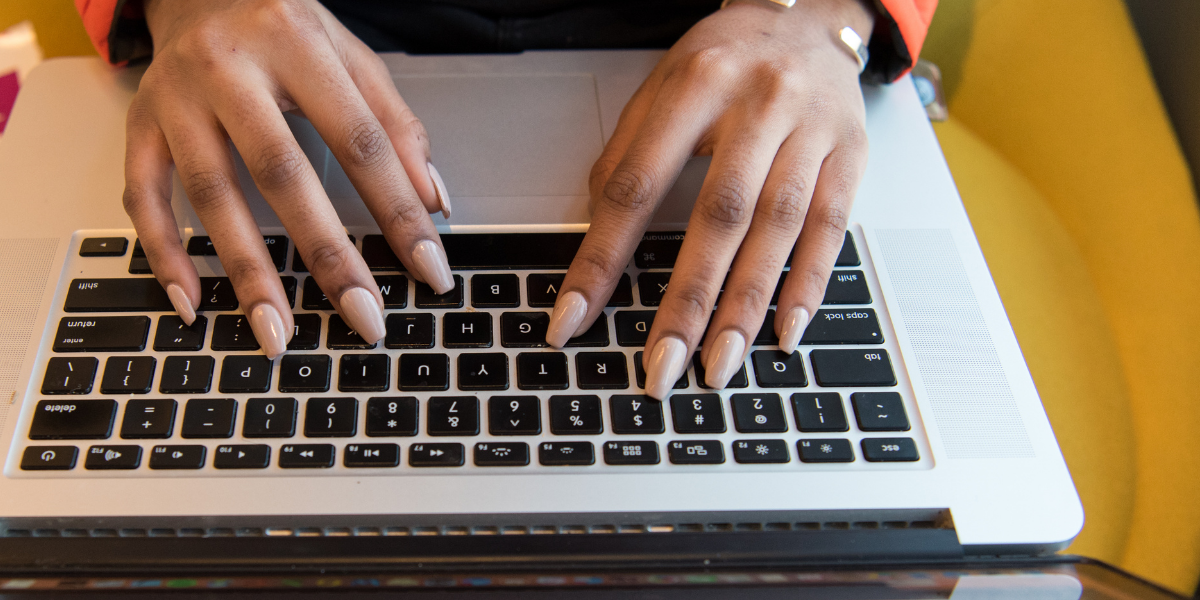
[732,439,790,464]
[526,273,564,307]
[279,443,335,468]
[427,396,479,436]
[263,235,288,272]
[214,444,272,469]
[338,354,389,392]
[443,312,493,348]
[693,354,748,389]
[575,352,628,389]
[361,235,403,271]
[637,272,671,306]
[327,315,377,349]
[797,439,855,463]
[29,399,116,440]
[499,312,549,348]
[278,354,331,393]
[457,353,508,391]
[516,352,569,390]
[398,354,449,391]
[242,397,298,438]
[365,397,419,436]
[180,398,237,438]
[63,278,172,312]
[823,271,871,305]
[154,315,208,352]
[810,349,897,387]
[344,443,400,468]
[385,314,435,349]
[85,445,142,470]
[474,442,530,467]
[632,351,688,390]
[149,445,206,469]
[487,396,541,435]
[609,395,664,434]
[218,355,273,393]
[791,393,849,432]
[128,239,151,274]
[211,315,259,351]
[41,357,97,395]
[304,397,358,437]
[409,443,464,467]
[851,392,910,432]
[471,274,520,308]
[120,399,177,439]
[79,237,128,257]
[21,446,78,470]
[667,440,724,465]
[375,275,408,308]
[538,441,595,466]
[53,316,149,353]
[634,233,685,268]
[415,275,464,309]
[670,394,726,434]
[614,311,655,347]
[186,236,217,255]
[288,314,322,351]
[861,438,919,462]
[606,274,634,307]
[751,350,806,388]
[198,277,238,311]
[835,231,860,267]
[603,441,660,465]
[100,356,156,394]
[730,393,788,433]
[301,277,334,310]
[549,395,604,435]
[159,356,214,394]
[801,309,884,345]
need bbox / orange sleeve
[74,0,148,65]
[870,0,938,82]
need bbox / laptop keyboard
[13,229,929,475]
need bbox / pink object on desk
[0,71,19,135]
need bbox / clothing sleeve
[74,0,150,66]
[867,0,938,83]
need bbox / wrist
[722,0,875,41]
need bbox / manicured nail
[645,336,688,400]
[412,239,455,295]
[166,283,196,326]
[428,162,451,219]
[339,287,386,344]
[705,330,747,389]
[547,291,587,348]
[778,307,810,355]
[248,303,287,360]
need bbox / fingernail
[546,291,587,348]
[428,162,451,219]
[645,336,688,400]
[166,283,196,326]
[248,303,287,360]
[778,307,810,355]
[412,239,455,294]
[704,330,747,389]
[339,287,386,344]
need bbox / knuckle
[669,283,714,323]
[728,277,772,310]
[379,196,428,233]
[675,46,738,88]
[698,174,754,228]
[182,169,235,211]
[222,254,270,286]
[588,154,619,195]
[251,141,308,191]
[174,22,229,65]
[599,163,658,214]
[815,203,851,241]
[396,113,429,149]
[252,0,321,36]
[303,238,355,276]
[762,179,809,228]
[572,245,626,285]
[338,118,391,171]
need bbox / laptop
[0,50,1082,566]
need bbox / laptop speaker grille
[0,238,59,432]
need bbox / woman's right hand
[126,0,455,359]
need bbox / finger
[701,131,826,387]
[123,99,200,325]
[587,73,660,209]
[776,136,868,354]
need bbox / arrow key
[279,444,335,468]
[214,444,271,469]
[408,443,464,467]
[344,443,400,468]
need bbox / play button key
[214,444,271,469]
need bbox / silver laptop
[0,50,1081,560]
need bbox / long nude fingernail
[704,329,747,389]
[428,162,451,219]
[248,303,287,360]
[546,291,587,348]
[339,287,386,344]
[166,283,196,326]
[778,306,810,355]
[645,336,688,400]
[412,239,455,295]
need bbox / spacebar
[63,278,173,312]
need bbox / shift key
[64,279,173,312]
[53,316,150,352]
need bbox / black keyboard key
[609,395,664,434]
[603,440,659,465]
[797,439,855,463]
[538,441,595,466]
[823,270,871,304]
[670,394,726,434]
[214,444,271,469]
[242,397,297,438]
[85,445,142,470]
[301,276,333,310]
[693,354,748,389]
[409,443,464,467]
[120,399,177,439]
[304,397,358,437]
[549,395,604,434]
[751,350,807,387]
[263,235,288,272]
[159,356,214,394]
[516,352,569,390]
[458,353,508,391]
[211,315,259,351]
[415,275,464,308]
[219,355,272,393]
[29,399,116,440]
[375,275,408,308]
[100,356,156,394]
[615,311,655,347]
[499,312,549,348]
[327,315,376,349]
[637,272,671,306]
[64,278,172,312]
[54,316,149,352]
[474,442,530,466]
[398,354,449,391]
[566,314,611,347]
[198,277,238,311]
[752,310,779,346]
[21,446,78,470]
[41,357,97,395]
[526,273,564,307]
[732,439,790,464]
[427,396,479,436]
[279,354,331,392]
[279,443,335,468]
[851,392,910,432]
[575,352,628,389]
[791,393,849,432]
[487,396,540,435]
[801,309,884,345]
[361,235,403,271]
[365,397,419,436]
[149,445,206,469]
[281,275,297,308]
[186,236,216,255]
[80,237,128,257]
[154,315,207,351]
[443,312,492,347]
[668,440,724,464]
[607,274,634,307]
[634,233,685,268]
[180,398,237,438]
[128,239,151,274]
[344,443,400,467]
[730,393,788,433]
[835,231,860,267]
[288,314,322,351]
[861,438,919,462]
[471,274,520,308]
[632,351,688,390]
[810,349,897,387]
[339,354,389,392]
[385,313,435,349]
